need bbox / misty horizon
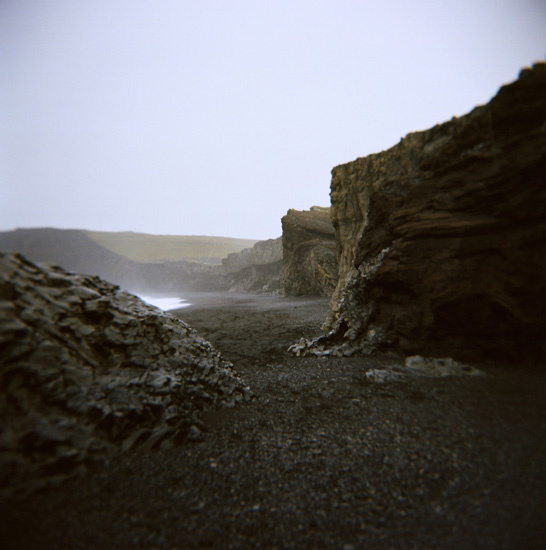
[1,1,545,240]
[1,225,269,241]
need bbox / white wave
[137,295,190,311]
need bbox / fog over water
[137,295,190,312]
[1,1,545,240]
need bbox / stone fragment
[364,356,485,383]
[403,355,486,377]
[365,369,402,383]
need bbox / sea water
[137,295,190,311]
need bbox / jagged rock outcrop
[223,260,283,294]
[0,252,251,497]
[291,63,546,362]
[222,238,282,272]
[280,207,338,297]
[220,238,283,293]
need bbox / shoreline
[136,294,190,311]
[1,293,544,549]
[134,291,329,315]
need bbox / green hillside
[85,231,258,263]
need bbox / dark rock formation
[0,252,250,497]
[220,238,282,293]
[291,63,546,362]
[280,207,338,297]
[178,238,283,294]
[223,260,283,294]
[222,238,282,273]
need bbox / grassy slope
[85,231,258,263]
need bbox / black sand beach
[1,293,545,549]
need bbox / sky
[1,1,544,240]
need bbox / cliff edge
[280,207,337,297]
[292,63,546,363]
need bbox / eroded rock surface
[0,252,250,497]
[220,238,282,293]
[294,63,546,362]
[222,238,282,273]
[280,207,338,297]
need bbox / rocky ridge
[218,237,283,293]
[221,238,282,273]
[0,252,250,497]
[292,63,546,362]
[280,207,338,297]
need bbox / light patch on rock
[364,355,486,383]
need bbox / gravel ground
[1,293,545,549]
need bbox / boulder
[292,63,546,362]
[280,207,338,297]
[0,252,251,497]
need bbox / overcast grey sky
[1,0,544,240]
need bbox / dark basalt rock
[280,207,338,297]
[0,252,251,497]
[292,63,546,362]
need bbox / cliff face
[220,237,283,293]
[295,63,546,362]
[222,238,282,272]
[280,207,338,297]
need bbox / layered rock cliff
[280,207,338,297]
[292,63,546,362]
[220,238,282,293]
[222,238,282,272]
[0,252,250,496]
